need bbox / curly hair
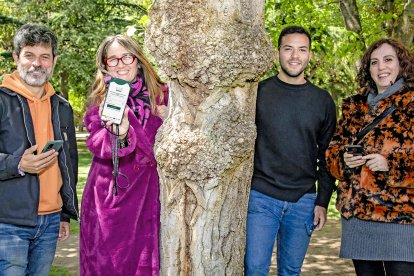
[87,35,164,111]
[357,38,414,90]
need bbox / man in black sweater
[244,26,337,275]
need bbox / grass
[50,266,72,275]
[68,139,91,235]
[51,137,341,275]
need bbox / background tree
[1,0,413,121]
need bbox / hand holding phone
[100,78,131,124]
[19,144,59,174]
[344,144,365,169]
[42,140,64,153]
[344,144,363,156]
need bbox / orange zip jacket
[2,71,62,215]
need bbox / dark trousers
[353,259,414,276]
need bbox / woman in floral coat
[326,38,414,275]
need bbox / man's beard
[17,64,53,87]
[280,62,306,78]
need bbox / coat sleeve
[0,99,24,180]
[382,102,414,188]
[84,105,137,160]
[67,104,78,184]
[0,153,23,180]
[325,99,354,181]
[315,96,337,208]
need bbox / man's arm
[313,205,327,231]
[314,97,337,230]
[58,221,70,241]
[0,152,23,180]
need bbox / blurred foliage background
[0,0,413,125]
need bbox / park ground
[52,137,354,275]
[53,219,355,275]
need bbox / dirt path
[53,219,354,275]
[270,219,354,275]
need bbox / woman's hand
[156,104,168,120]
[362,154,389,172]
[343,152,366,168]
[101,105,130,140]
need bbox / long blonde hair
[86,35,164,112]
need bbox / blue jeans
[0,212,60,276]
[245,190,316,276]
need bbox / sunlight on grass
[328,191,340,219]
[70,139,91,235]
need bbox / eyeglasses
[104,54,137,67]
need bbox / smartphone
[100,78,131,124]
[42,140,64,153]
[344,144,363,156]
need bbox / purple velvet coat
[80,96,166,275]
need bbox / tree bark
[145,0,274,274]
[59,70,69,99]
[339,0,365,48]
[393,0,414,48]
[339,0,362,33]
[379,0,395,37]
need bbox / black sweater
[252,76,337,208]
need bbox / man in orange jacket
[0,23,78,276]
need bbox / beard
[17,63,53,87]
[279,59,308,78]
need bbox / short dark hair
[278,26,311,49]
[13,23,58,57]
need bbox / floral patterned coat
[326,86,414,224]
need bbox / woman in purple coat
[80,35,168,275]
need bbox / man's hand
[313,206,327,231]
[19,145,58,174]
[58,221,70,241]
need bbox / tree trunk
[379,0,395,37]
[339,0,362,33]
[393,0,414,48]
[145,0,274,275]
[339,0,366,48]
[59,70,69,99]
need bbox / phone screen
[100,78,131,124]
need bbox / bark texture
[393,0,414,48]
[339,0,362,34]
[145,0,274,275]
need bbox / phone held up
[41,140,64,153]
[100,77,131,125]
[344,144,363,156]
